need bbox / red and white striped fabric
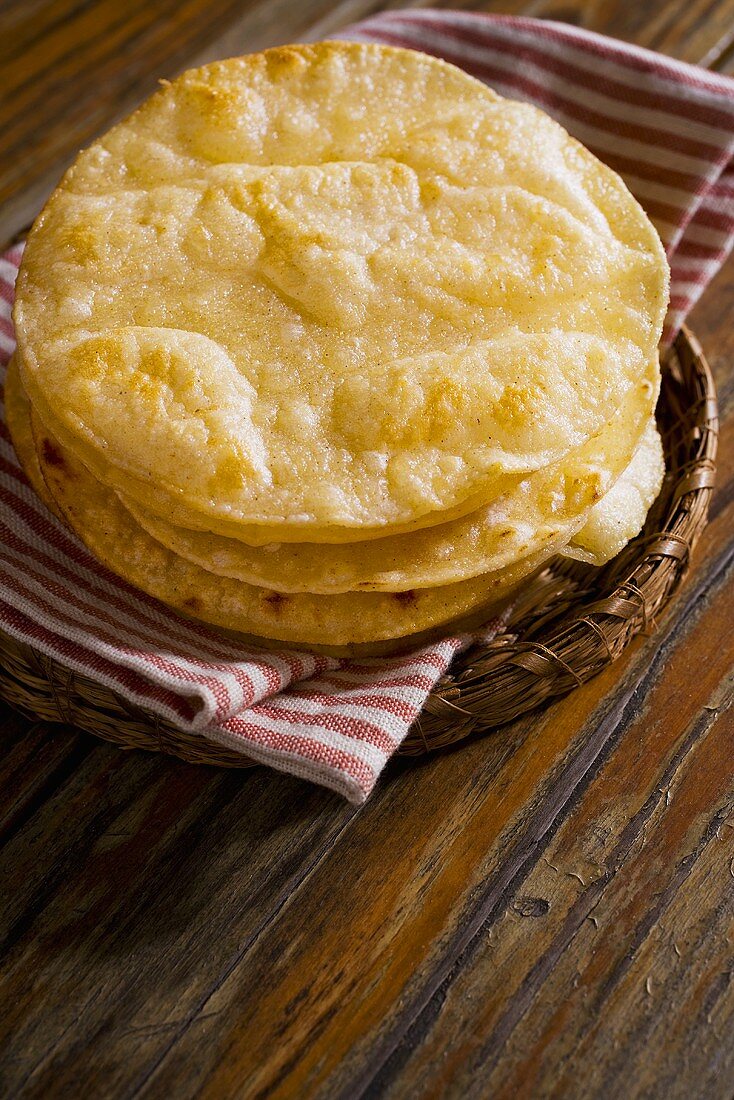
[1,14,732,802]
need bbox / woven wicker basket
[0,326,717,765]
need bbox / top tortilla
[14,41,668,543]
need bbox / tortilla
[123,367,659,593]
[25,407,573,653]
[562,418,665,565]
[4,355,63,519]
[14,41,668,544]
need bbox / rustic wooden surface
[1,1,733,1097]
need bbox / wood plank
[374,576,734,1099]
[0,748,354,1096]
[0,712,86,843]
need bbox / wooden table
[1,2,733,1097]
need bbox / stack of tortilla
[8,42,669,655]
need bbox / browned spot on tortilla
[41,438,66,469]
[265,592,289,613]
[393,590,417,606]
[265,44,311,74]
[183,596,202,613]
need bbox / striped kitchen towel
[1,12,732,802]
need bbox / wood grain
[0,714,85,841]
[376,578,734,1100]
[0,751,353,1095]
[0,2,733,1098]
